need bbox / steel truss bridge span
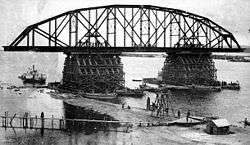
[4,5,243,53]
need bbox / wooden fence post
[35,115,37,128]
[40,112,44,136]
[51,115,54,130]
[59,116,64,130]
[59,118,62,130]
[4,112,7,128]
[23,112,28,128]
[1,114,3,127]
[62,116,65,130]
[25,112,28,128]
[30,116,33,129]
[20,116,22,128]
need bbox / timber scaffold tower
[4,5,243,89]
[61,53,124,93]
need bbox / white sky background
[0,0,250,47]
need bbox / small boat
[228,58,250,62]
[83,93,117,100]
[143,78,161,85]
[159,84,221,92]
[222,81,240,90]
[13,88,20,92]
[116,88,144,97]
[188,85,222,92]
[7,85,16,90]
[18,65,46,84]
[139,84,158,92]
[241,118,250,126]
[132,79,142,82]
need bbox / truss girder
[6,5,241,52]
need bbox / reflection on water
[0,52,250,144]
[26,89,64,118]
[64,102,120,135]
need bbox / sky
[0,0,250,47]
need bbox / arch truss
[4,5,243,52]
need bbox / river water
[0,51,250,144]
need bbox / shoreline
[1,87,250,144]
[22,90,250,144]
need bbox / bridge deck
[3,46,244,53]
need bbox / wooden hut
[206,119,230,135]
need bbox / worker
[156,93,159,100]
[152,103,156,109]
[244,118,248,128]
[165,107,169,116]
[177,110,181,119]
[151,103,156,116]
[146,97,150,110]
[40,112,45,136]
[156,106,160,117]
[186,110,190,122]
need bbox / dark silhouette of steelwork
[3,5,244,87]
[4,5,243,52]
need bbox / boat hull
[18,65,47,84]
[21,78,46,84]
[160,85,222,92]
[116,90,144,97]
[83,93,117,100]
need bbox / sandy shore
[64,97,172,123]
[4,89,249,145]
[63,97,250,145]
[5,124,250,145]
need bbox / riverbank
[2,88,249,145]
[3,122,250,145]
[1,87,250,145]
[64,97,171,123]
[61,93,250,145]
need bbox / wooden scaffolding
[151,90,175,118]
[162,53,217,86]
[61,53,125,93]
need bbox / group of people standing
[146,96,191,122]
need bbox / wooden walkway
[169,116,206,126]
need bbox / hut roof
[212,119,230,127]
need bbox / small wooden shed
[206,119,230,135]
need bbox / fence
[0,112,134,134]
